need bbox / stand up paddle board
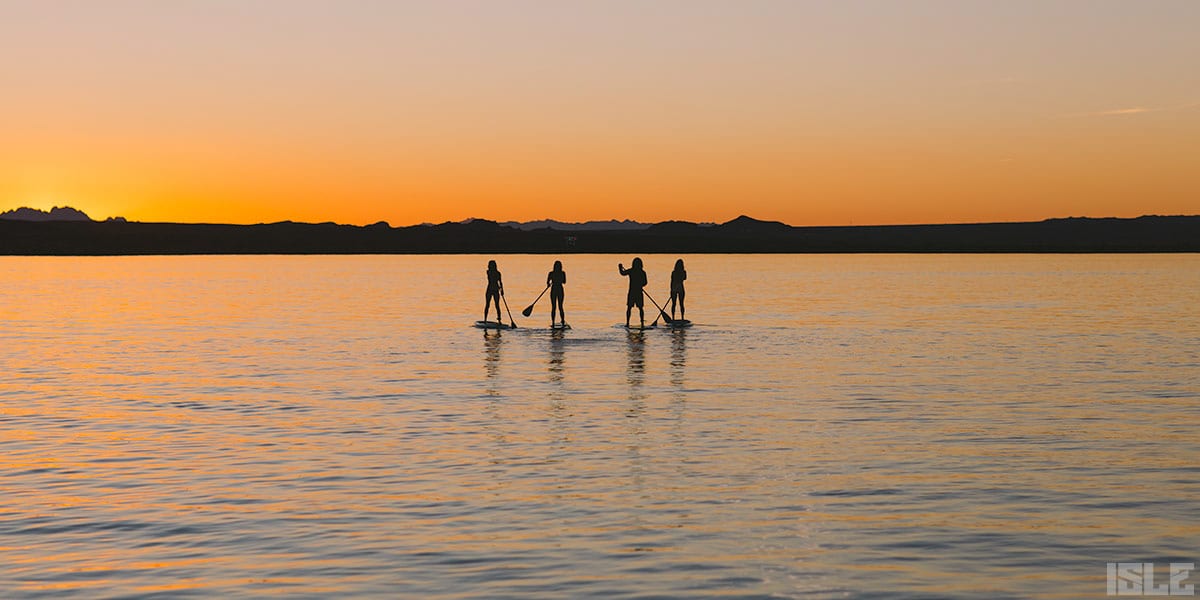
[664,319,692,328]
[615,324,657,331]
[550,323,572,330]
[474,320,514,330]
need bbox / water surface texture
[1,254,1197,598]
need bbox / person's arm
[619,264,628,276]
[563,272,567,285]
[547,272,553,287]
[682,270,687,281]
[498,273,504,295]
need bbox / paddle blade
[522,305,534,317]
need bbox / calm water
[1,254,1197,599]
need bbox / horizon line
[2,206,1197,229]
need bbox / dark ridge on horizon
[0,206,94,222]
[1,211,1197,254]
[5,205,1197,230]
[499,218,657,231]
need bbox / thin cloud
[1069,102,1198,118]
[1097,107,1150,116]
[1072,107,1151,117]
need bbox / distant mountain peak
[0,206,93,222]
[718,215,792,232]
[723,214,782,226]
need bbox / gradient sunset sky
[2,1,1197,226]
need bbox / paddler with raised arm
[618,257,648,328]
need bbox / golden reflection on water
[0,254,1197,598]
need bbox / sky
[1,0,1197,226]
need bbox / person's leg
[550,295,558,325]
[553,289,565,323]
[679,289,686,320]
[493,296,502,323]
[625,303,632,327]
[484,293,491,321]
[669,292,678,319]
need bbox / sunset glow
[2,1,1197,226]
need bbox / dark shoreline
[2,215,1197,255]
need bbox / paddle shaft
[642,290,673,324]
[522,285,550,317]
[501,292,518,328]
[650,290,669,326]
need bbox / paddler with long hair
[547,260,567,327]
[618,257,648,328]
[483,260,504,324]
[669,258,687,320]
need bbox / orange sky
[2,1,1197,226]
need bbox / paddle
[649,291,671,326]
[501,291,518,329]
[642,290,674,325]
[522,285,550,317]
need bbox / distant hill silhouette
[0,213,1197,254]
[499,218,652,231]
[715,215,793,235]
[0,206,92,222]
